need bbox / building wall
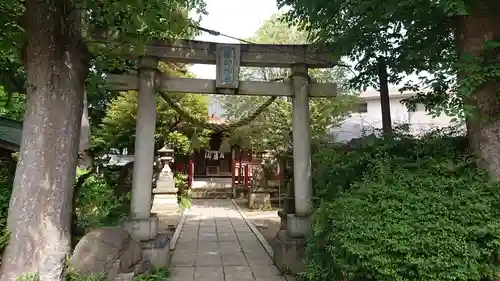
[330,95,454,142]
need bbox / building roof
[206,114,228,124]
[104,154,135,166]
[0,116,22,151]
[360,87,417,101]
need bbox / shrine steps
[189,178,234,199]
[190,187,234,199]
[191,178,232,189]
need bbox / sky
[189,0,279,80]
[188,0,279,115]
[187,0,420,116]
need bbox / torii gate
[107,39,337,269]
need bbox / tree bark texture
[377,60,392,135]
[0,0,89,280]
[457,0,500,178]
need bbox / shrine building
[173,114,259,189]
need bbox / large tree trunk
[0,0,89,280]
[457,0,500,178]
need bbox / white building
[330,88,454,142]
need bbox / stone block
[277,210,287,230]
[120,239,143,272]
[286,214,310,237]
[69,228,129,276]
[114,273,135,281]
[248,191,271,209]
[133,260,153,276]
[272,230,306,275]
[152,193,178,205]
[123,215,159,241]
[141,232,172,268]
[69,227,143,281]
[107,260,122,281]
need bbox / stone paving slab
[169,199,289,281]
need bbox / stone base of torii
[107,39,339,272]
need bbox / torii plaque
[216,44,240,89]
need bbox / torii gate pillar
[126,56,160,241]
[287,64,312,236]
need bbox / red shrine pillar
[232,160,236,186]
[244,165,249,187]
[238,154,243,186]
[188,159,194,189]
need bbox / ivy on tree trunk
[0,0,90,280]
[457,0,500,179]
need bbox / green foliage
[65,271,101,281]
[14,267,169,281]
[174,173,188,192]
[174,173,192,211]
[306,128,500,281]
[311,127,467,204]
[136,268,169,281]
[219,15,357,153]
[92,89,209,154]
[402,39,500,121]
[279,0,500,122]
[278,0,455,89]
[0,87,25,121]
[15,270,102,281]
[73,169,128,234]
[0,160,14,256]
[0,0,207,129]
[1,164,127,257]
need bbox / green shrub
[0,163,128,258]
[175,173,192,211]
[306,128,500,281]
[311,127,468,206]
[0,159,14,256]
[136,267,169,281]
[74,169,128,235]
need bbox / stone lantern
[152,145,178,209]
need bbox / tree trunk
[377,59,392,135]
[457,0,500,178]
[0,0,89,280]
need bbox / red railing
[232,160,251,187]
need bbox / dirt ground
[234,198,281,246]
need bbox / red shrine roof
[206,114,228,124]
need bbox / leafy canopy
[0,0,207,128]
[276,0,466,115]
[93,89,209,154]
[218,14,357,153]
[279,0,500,122]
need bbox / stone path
[169,200,288,281]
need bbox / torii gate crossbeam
[107,39,339,272]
